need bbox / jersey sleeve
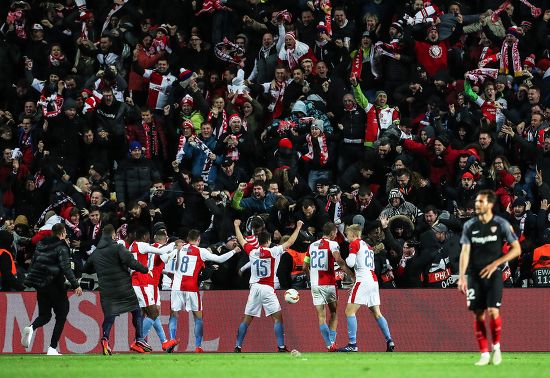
[330,241,341,256]
[270,245,285,258]
[349,239,360,255]
[460,220,472,245]
[142,69,154,79]
[200,247,235,263]
[243,243,255,255]
[160,249,176,264]
[499,218,519,244]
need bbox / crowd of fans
[1,0,550,292]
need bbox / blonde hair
[346,224,362,238]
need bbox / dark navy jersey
[460,215,517,274]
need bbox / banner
[1,289,548,353]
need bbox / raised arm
[281,220,304,250]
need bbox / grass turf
[1,352,548,378]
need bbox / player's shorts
[171,290,202,312]
[133,285,155,308]
[466,271,503,311]
[311,285,337,306]
[244,283,281,317]
[348,280,380,307]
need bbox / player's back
[307,238,337,286]
[349,239,377,283]
[249,245,284,287]
[172,244,205,292]
[130,241,152,286]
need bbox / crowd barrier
[1,289,548,353]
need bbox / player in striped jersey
[338,224,395,352]
[233,221,304,352]
[129,228,176,352]
[304,222,353,351]
[162,229,240,352]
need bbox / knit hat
[390,20,403,34]
[362,30,374,39]
[129,141,142,151]
[462,172,474,180]
[427,24,438,33]
[285,31,296,41]
[62,98,77,110]
[291,101,307,114]
[181,94,194,106]
[278,138,293,149]
[14,215,29,226]
[179,68,197,88]
[422,125,435,139]
[434,135,450,147]
[245,235,259,248]
[155,24,169,36]
[375,90,387,98]
[328,185,341,196]
[312,119,324,133]
[152,222,167,235]
[432,223,447,233]
[221,157,234,167]
[229,114,241,124]
[506,26,522,39]
[316,21,328,34]
[512,197,526,207]
[388,188,403,201]
[352,215,366,229]
[523,54,536,68]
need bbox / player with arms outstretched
[233,220,303,352]
[304,222,353,351]
[338,224,395,352]
[458,190,521,366]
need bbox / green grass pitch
[1,352,549,378]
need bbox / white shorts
[133,285,155,308]
[244,283,281,317]
[171,290,202,312]
[348,281,380,307]
[311,285,337,306]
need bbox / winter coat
[115,157,160,204]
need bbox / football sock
[319,324,331,347]
[142,317,155,339]
[102,315,117,339]
[376,316,392,342]
[347,316,357,345]
[168,315,178,340]
[194,318,204,347]
[329,330,337,345]
[474,319,489,353]
[131,309,144,341]
[490,316,502,346]
[153,317,167,343]
[274,322,285,348]
[236,322,249,347]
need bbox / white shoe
[491,346,502,365]
[46,347,62,355]
[21,326,33,348]
[475,352,491,366]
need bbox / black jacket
[83,236,147,316]
[24,236,79,290]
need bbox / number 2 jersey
[161,244,235,292]
[306,238,339,286]
[346,239,377,283]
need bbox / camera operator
[22,223,82,355]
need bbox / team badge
[429,45,442,58]
[490,226,497,233]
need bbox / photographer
[22,223,82,355]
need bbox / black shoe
[277,346,290,352]
[386,340,395,352]
[136,340,153,352]
[337,343,358,352]
[234,346,242,353]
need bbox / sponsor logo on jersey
[471,235,498,244]
[491,226,497,233]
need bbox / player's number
[466,288,476,301]
[310,249,328,270]
[253,259,269,277]
[364,251,374,269]
[147,254,154,269]
[179,256,190,273]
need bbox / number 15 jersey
[248,245,284,288]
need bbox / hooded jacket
[380,189,422,222]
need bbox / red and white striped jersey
[306,238,339,286]
[130,241,174,286]
[149,242,166,285]
[248,245,284,288]
[347,239,377,283]
[163,244,235,292]
[143,69,176,110]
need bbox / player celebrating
[233,221,304,352]
[162,229,240,352]
[458,190,521,366]
[142,229,179,352]
[304,222,353,351]
[338,224,395,352]
[129,228,175,352]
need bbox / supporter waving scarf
[302,133,328,166]
[214,38,245,67]
[190,137,214,182]
[499,39,522,77]
[209,108,228,138]
[465,68,499,85]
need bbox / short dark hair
[478,189,497,204]
[322,222,337,236]
[257,231,271,246]
[302,198,315,209]
[135,227,150,241]
[52,223,66,237]
[89,205,101,213]
[102,224,115,236]
[187,229,201,242]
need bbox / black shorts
[466,271,503,311]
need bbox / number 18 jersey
[306,238,339,286]
[348,239,377,283]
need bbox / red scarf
[351,48,363,80]
[500,40,522,77]
[302,133,328,166]
[209,109,228,137]
[142,121,159,159]
[318,1,332,36]
[269,80,287,119]
[226,134,241,161]
[49,54,66,67]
